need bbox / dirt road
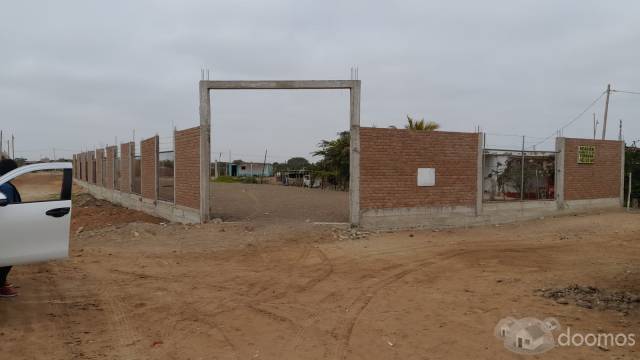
[1,194,639,359]
[211,182,349,223]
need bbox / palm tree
[405,115,439,131]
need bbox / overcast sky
[1,1,640,161]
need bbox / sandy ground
[1,186,639,359]
[211,182,349,223]
[11,171,63,202]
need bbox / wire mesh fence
[92,158,96,184]
[132,155,141,195]
[114,153,120,190]
[158,150,174,202]
[483,149,556,202]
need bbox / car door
[0,162,73,267]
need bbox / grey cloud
[1,0,639,160]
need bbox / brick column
[175,126,201,210]
[89,151,96,184]
[105,146,117,189]
[141,136,159,201]
[96,148,105,186]
[72,154,77,179]
[81,152,87,181]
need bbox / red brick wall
[96,148,104,186]
[105,146,117,190]
[141,136,158,200]
[77,153,81,180]
[360,128,480,210]
[119,142,133,193]
[75,153,80,180]
[174,126,201,209]
[81,152,87,181]
[88,151,95,184]
[564,138,622,200]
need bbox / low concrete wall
[360,199,620,230]
[76,179,200,224]
[360,206,477,230]
[563,197,620,211]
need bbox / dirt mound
[538,285,640,313]
[71,193,164,233]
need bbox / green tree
[14,157,27,167]
[313,131,350,189]
[286,157,310,169]
[405,115,439,131]
[625,145,640,201]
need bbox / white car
[0,162,73,267]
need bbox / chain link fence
[483,149,556,202]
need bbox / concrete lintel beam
[200,80,358,90]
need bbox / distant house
[227,162,273,177]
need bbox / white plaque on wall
[417,168,435,187]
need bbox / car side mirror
[0,192,7,207]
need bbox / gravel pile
[537,285,640,314]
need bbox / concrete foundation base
[360,198,621,230]
[75,180,200,224]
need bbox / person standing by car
[0,158,21,297]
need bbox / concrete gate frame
[198,80,362,225]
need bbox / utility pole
[593,113,598,140]
[618,119,623,141]
[602,84,611,140]
[213,153,219,179]
[627,172,631,210]
[0,130,3,155]
[11,135,14,159]
[261,149,268,184]
[520,136,525,201]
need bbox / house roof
[519,325,545,340]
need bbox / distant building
[227,162,273,177]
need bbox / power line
[612,89,640,95]
[530,90,607,149]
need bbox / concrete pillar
[620,141,626,207]
[475,132,484,216]
[199,81,211,223]
[349,80,361,226]
[555,137,566,209]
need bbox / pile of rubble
[537,285,640,314]
[333,228,371,241]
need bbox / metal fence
[483,149,556,202]
[158,150,174,202]
[132,155,141,194]
[114,151,120,190]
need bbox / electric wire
[529,90,607,149]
